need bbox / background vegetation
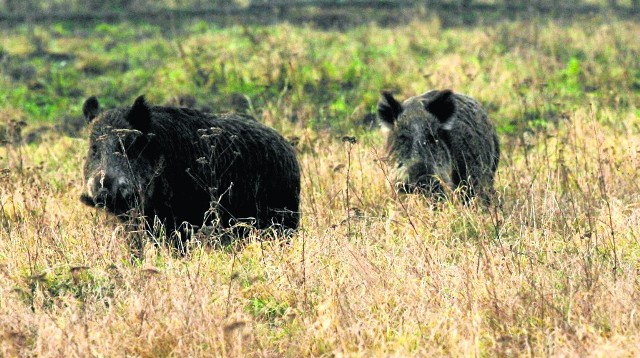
[1,3,639,356]
[1,0,639,14]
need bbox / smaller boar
[80,95,301,245]
[378,89,500,203]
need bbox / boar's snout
[84,171,137,215]
[395,162,449,196]
[397,177,446,195]
[94,187,112,208]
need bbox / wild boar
[378,89,499,203]
[80,95,300,245]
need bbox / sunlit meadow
[1,13,639,356]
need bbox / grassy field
[1,11,640,356]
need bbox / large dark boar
[377,89,499,203]
[80,95,300,242]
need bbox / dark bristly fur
[378,89,500,203]
[80,95,301,245]
[378,91,403,123]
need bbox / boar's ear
[83,96,100,122]
[425,89,456,130]
[127,95,151,133]
[377,91,402,130]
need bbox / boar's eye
[123,137,150,158]
[90,144,99,158]
[395,133,411,143]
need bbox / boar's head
[80,95,165,217]
[378,89,456,196]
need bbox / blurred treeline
[0,0,231,13]
[0,0,638,17]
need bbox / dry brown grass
[1,105,639,356]
[1,16,640,357]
